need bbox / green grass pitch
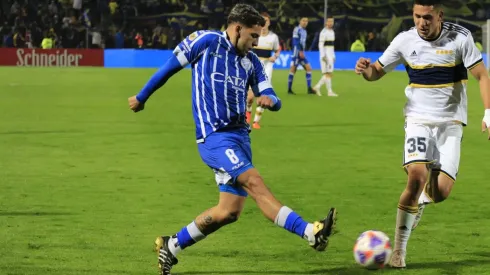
[1,67,489,275]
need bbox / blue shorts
[198,129,252,197]
[291,47,309,67]
[291,56,309,67]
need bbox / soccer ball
[353,230,393,270]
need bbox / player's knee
[406,166,428,195]
[220,209,241,224]
[244,175,267,197]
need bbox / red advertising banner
[0,48,104,67]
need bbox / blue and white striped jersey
[292,26,307,51]
[173,30,278,142]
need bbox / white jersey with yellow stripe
[377,22,483,125]
[252,31,280,61]
[319,28,335,59]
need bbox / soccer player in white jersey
[246,12,281,129]
[314,16,338,97]
[128,4,337,275]
[355,0,490,269]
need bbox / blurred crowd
[0,0,487,52]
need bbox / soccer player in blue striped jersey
[128,4,337,275]
[287,17,320,95]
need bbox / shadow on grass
[176,258,490,275]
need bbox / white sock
[168,236,181,256]
[314,77,325,89]
[246,105,252,112]
[274,206,292,227]
[418,191,433,205]
[254,107,264,123]
[304,223,315,244]
[325,77,332,93]
[418,168,434,205]
[394,206,417,252]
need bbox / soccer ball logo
[353,230,393,270]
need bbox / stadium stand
[0,0,488,51]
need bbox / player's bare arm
[269,46,280,62]
[469,62,490,137]
[355,58,386,81]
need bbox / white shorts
[403,119,463,181]
[321,57,334,73]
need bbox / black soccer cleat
[311,207,337,252]
[288,89,296,95]
[155,236,178,275]
[307,87,319,95]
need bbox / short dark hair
[260,12,271,19]
[413,0,442,6]
[227,4,266,28]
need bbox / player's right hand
[299,51,305,59]
[355,58,371,75]
[128,95,145,112]
[256,95,275,109]
[482,109,490,140]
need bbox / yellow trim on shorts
[438,169,456,183]
[402,160,432,168]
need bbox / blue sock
[169,221,206,256]
[176,227,195,249]
[306,72,312,88]
[274,206,311,239]
[288,73,294,90]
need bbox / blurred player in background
[314,17,338,97]
[355,0,490,269]
[128,4,337,275]
[287,17,320,95]
[246,12,281,129]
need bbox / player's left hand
[299,51,305,59]
[482,109,490,140]
[269,56,277,63]
[256,96,275,109]
[128,95,145,112]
